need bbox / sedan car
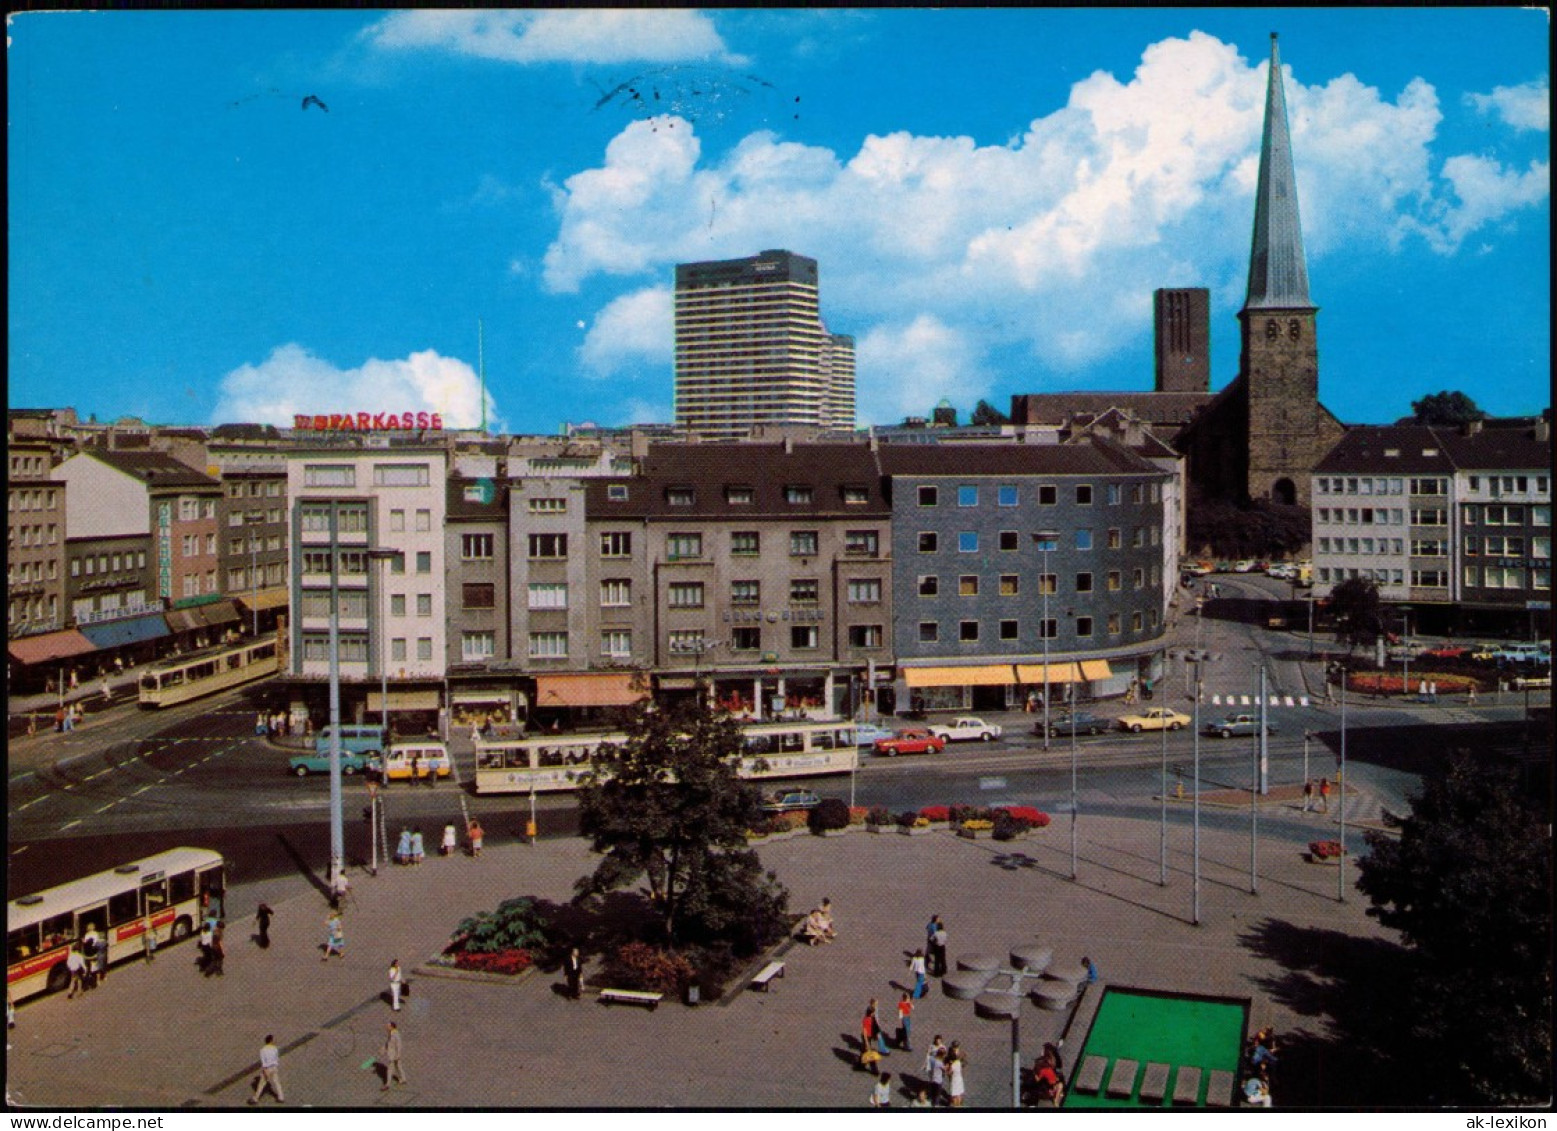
[852,722,896,747]
[928,716,1002,743]
[1036,711,1111,737]
[1202,714,1280,739]
[760,789,822,814]
[872,728,948,757]
[1116,708,1192,733]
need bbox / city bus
[474,719,858,795]
[138,638,280,708]
[7,847,225,1002]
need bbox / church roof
[1244,35,1314,312]
[1009,391,1213,428]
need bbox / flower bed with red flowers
[1001,806,1051,829]
[1345,671,1478,695]
[915,804,1050,828]
[439,946,534,975]
[1308,839,1347,860]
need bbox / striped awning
[7,629,97,666]
[535,672,647,707]
[1014,662,1082,684]
[903,664,1018,689]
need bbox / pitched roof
[82,449,219,488]
[876,436,1164,478]
[1244,35,1314,311]
[1312,426,1459,474]
[1010,391,1214,427]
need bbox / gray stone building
[880,440,1171,712]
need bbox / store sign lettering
[724,608,825,624]
[292,412,444,432]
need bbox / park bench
[1073,1055,1107,1094]
[598,988,663,1009]
[749,960,786,992]
[1106,1058,1140,1099]
[1172,1066,1202,1105]
[1139,1062,1170,1104]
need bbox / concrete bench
[1205,1069,1236,1108]
[750,961,785,992]
[1073,1055,1108,1095]
[1139,1062,1170,1104]
[1172,1066,1202,1105]
[598,988,663,1009]
[1106,1058,1139,1099]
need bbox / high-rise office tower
[674,250,855,439]
[1153,288,1210,393]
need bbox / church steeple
[1243,33,1313,312]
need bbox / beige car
[1116,708,1192,733]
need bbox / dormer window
[607,485,629,501]
[842,486,870,505]
[1383,449,1400,458]
[784,485,813,505]
[725,486,755,505]
[667,487,695,506]
[1422,449,1438,457]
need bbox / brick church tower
[1177,34,1343,508]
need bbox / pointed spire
[1244,34,1313,311]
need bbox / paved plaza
[5,805,1391,1109]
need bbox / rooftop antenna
[478,318,488,435]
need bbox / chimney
[1535,418,1550,444]
[1463,419,1482,436]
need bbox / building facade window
[731,531,760,556]
[461,632,495,661]
[668,582,705,608]
[601,580,632,607]
[790,531,819,556]
[528,534,567,559]
[528,583,567,609]
[666,533,702,561]
[846,578,881,603]
[461,533,494,560]
[528,632,568,658]
[599,532,633,557]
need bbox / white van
[380,742,451,783]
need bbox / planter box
[958,828,991,840]
[817,827,852,838]
[414,961,537,987]
[899,825,935,836]
[1305,853,1344,866]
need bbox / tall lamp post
[245,511,264,637]
[1032,531,1059,752]
[326,506,344,893]
[1191,655,1205,925]
[366,549,400,734]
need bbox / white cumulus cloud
[211,344,499,430]
[363,10,742,66]
[579,286,674,377]
[857,316,986,423]
[1466,78,1550,132]
[539,32,1547,423]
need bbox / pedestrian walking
[207,921,226,977]
[380,1022,407,1089]
[69,668,79,690]
[467,818,484,857]
[896,992,914,1052]
[1081,955,1100,987]
[907,948,928,999]
[563,946,584,1000]
[54,706,66,733]
[926,1036,948,1105]
[870,1071,892,1108]
[1468,684,1478,706]
[256,903,273,949]
[441,823,457,857]
[863,998,890,1056]
[1428,680,1438,704]
[947,1044,967,1107]
[396,827,412,865]
[330,870,350,911]
[322,913,344,961]
[65,946,86,998]
[1301,780,1314,812]
[82,925,103,987]
[249,1035,285,1105]
[101,677,113,702]
[410,828,425,864]
[388,959,403,1011]
[1318,778,1331,813]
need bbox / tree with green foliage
[451,896,551,953]
[1186,495,1310,558]
[970,399,1009,426]
[573,701,788,949]
[1407,390,1485,426]
[1325,576,1383,651]
[1357,757,1552,1105]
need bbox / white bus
[474,719,859,795]
[7,848,225,1002]
[138,638,280,708]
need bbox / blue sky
[8,9,1549,433]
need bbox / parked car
[1495,644,1551,667]
[760,789,822,813]
[872,728,948,757]
[1117,708,1192,733]
[1419,645,1469,661]
[288,750,380,777]
[853,722,896,747]
[1036,711,1110,737]
[1232,560,1256,573]
[928,716,1002,743]
[1202,714,1280,738]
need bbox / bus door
[77,903,109,976]
[107,887,141,954]
[197,865,226,920]
[140,876,171,943]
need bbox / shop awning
[903,664,1018,689]
[450,689,516,705]
[1079,659,1114,681]
[366,689,441,711]
[78,614,170,650]
[535,672,647,707]
[7,629,97,666]
[167,600,240,632]
[235,587,290,612]
[1014,662,1081,684]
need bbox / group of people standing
[1299,778,1333,813]
[857,913,966,1107]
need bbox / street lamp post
[1191,659,1203,925]
[245,511,263,637]
[366,548,399,878]
[1338,672,1348,903]
[1032,533,1059,752]
[1159,689,1169,886]
[326,506,344,894]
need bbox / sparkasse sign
[293,412,444,431]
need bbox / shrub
[847,805,870,826]
[895,810,920,828]
[1309,839,1347,859]
[918,805,951,823]
[999,806,1051,829]
[771,810,808,833]
[450,897,551,955]
[602,941,695,995]
[991,813,1025,840]
[866,806,893,827]
[810,797,851,832]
